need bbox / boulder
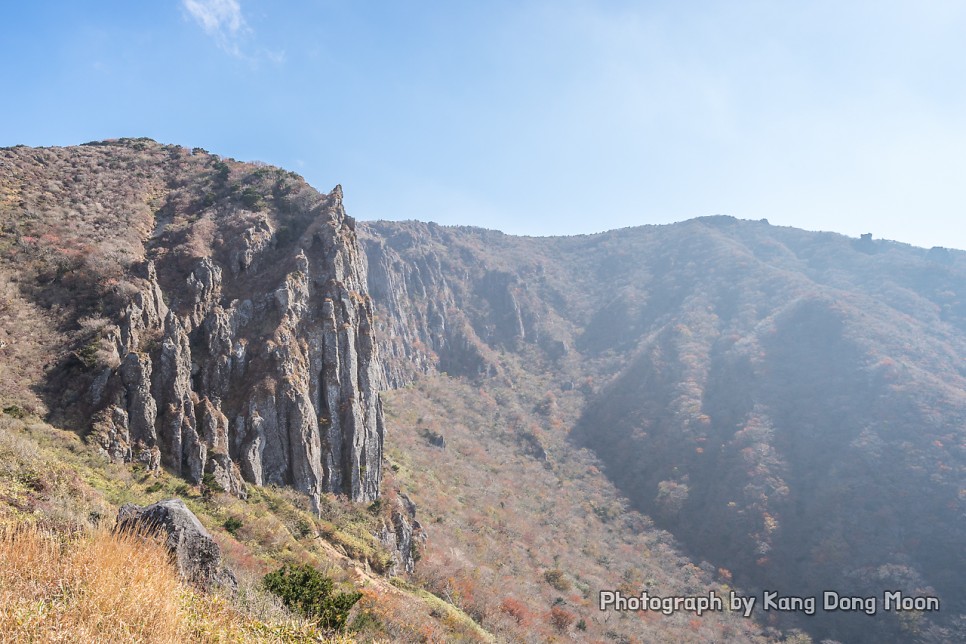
[116,499,236,592]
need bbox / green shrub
[201,472,225,496]
[262,563,361,631]
[239,186,263,209]
[210,160,230,184]
[349,609,382,633]
[544,569,571,591]
[2,405,26,419]
[77,342,99,368]
[223,516,243,535]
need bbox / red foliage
[500,597,530,625]
[549,605,576,631]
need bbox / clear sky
[2,1,964,250]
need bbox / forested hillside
[361,217,965,643]
[1,140,963,642]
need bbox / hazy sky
[2,1,964,250]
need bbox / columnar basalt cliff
[91,187,384,506]
[358,221,565,386]
[0,141,383,506]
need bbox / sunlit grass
[0,522,358,643]
[0,411,489,642]
[0,522,186,642]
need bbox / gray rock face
[360,225,494,387]
[378,493,425,576]
[90,186,383,505]
[116,499,236,591]
[359,221,558,387]
[155,313,201,480]
[113,260,170,358]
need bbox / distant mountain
[360,218,965,642]
[1,140,963,642]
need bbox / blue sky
[2,1,964,250]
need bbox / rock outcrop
[359,222,558,387]
[90,185,384,506]
[377,493,425,576]
[361,224,482,387]
[359,220,586,392]
[116,499,237,591]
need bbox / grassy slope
[0,409,491,643]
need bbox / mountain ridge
[2,140,964,643]
[359,214,965,642]
[361,213,965,254]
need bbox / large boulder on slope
[116,498,237,591]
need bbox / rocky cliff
[359,221,569,386]
[92,193,384,508]
[0,141,383,506]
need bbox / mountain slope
[361,218,966,643]
[2,141,964,642]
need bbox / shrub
[212,161,230,183]
[262,563,362,631]
[223,516,244,535]
[76,342,99,368]
[499,597,530,625]
[239,187,263,210]
[2,405,26,419]
[549,605,576,631]
[201,472,225,498]
[544,568,571,591]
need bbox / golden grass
[0,523,184,642]
[0,523,350,643]
[0,415,481,642]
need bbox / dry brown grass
[0,523,185,642]
[0,413,473,642]
[0,523,348,643]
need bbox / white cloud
[182,0,249,56]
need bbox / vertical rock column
[155,313,204,482]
